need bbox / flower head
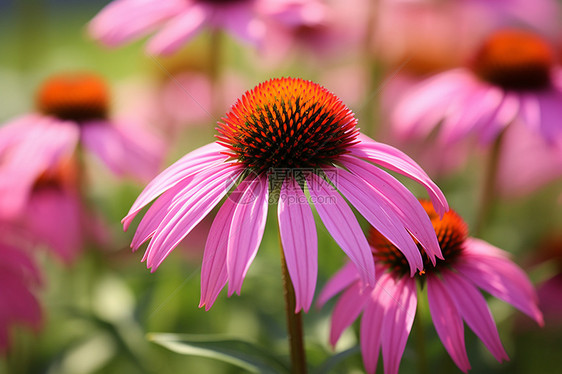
[392,29,562,147]
[123,77,448,312]
[89,0,266,55]
[0,72,164,218]
[319,201,543,374]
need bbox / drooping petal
[392,69,475,140]
[146,5,209,55]
[122,142,227,230]
[534,90,562,144]
[479,91,520,144]
[329,280,369,346]
[214,3,265,45]
[89,0,186,47]
[227,175,269,296]
[25,188,83,263]
[144,163,243,270]
[381,276,417,374]
[441,269,509,362]
[360,272,394,374]
[81,120,165,181]
[278,178,318,312]
[341,155,442,262]
[199,183,246,311]
[328,166,422,275]
[0,117,79,219]
[317,261,360,308]
[306,172,375,286]
[427,275,471,372]
[349,135,448,217]
[457,238,543,325]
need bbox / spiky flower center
[472,30,554,90]
[216,77,359,173]
[369,200,468,276]
[37,73,109,122]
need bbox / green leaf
[147,333,290,374]
[313,345,361,374]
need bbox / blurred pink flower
[0,72,164,219]
[123,78,448,312]
[259,0,361,61]
[319,200,543,374]
[392,30,562,156]
[0,241,42,354]
[89,0,266,55]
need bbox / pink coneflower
[319,200,543,374]
[123,77,448,312]
[0,241,42,354]
[392,29,562,149]
[89,0,266,55]
[0,72,164,219]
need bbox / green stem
[474,131,505,236]
[279,237,308,374]
[414,286,429,374]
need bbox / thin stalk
[279,236,308,374]
[474,131,505,236]
[414,286,429,374]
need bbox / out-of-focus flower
[259,0,361,61]
[392,29,562,153]
[89,0,266,55]
[0,72,164,219]
[319,200,543,374]
[0,241,42,354]
[123,77,448,313]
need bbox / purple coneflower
[123,77,448,312]
[319,200,543,374]
[0,72,164,219]
[89,0,266,55]
[392,29,562,148]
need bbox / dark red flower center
[37,73,109,122]
[369,200,468,276]
[471,30,554,91]
[216,77,359,173]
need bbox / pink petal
[479,92,520,144]
[317,261,360,308]
[89,0,185,47]
[0,117,79,219]
[381,276,417,374]
[213,4,265,45]
[441,269,509,362]
[144,163,243,270]
[122,142,227,231]
[427,275,471,372]
[392,69,474,140]
[227,175,269,296]
[306,172,375,286]
[350,135,449,217]
[80,121,164,181]
[199,184,245,311]
[457,238,543,325]
[146,5,208,55]
[360,272,394,374]
[278,178,318,312]
[341,155,442,262]
[25,188,83,263]
[328,166,422,275]
[535,90,562,143]
[329,280,369,346]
